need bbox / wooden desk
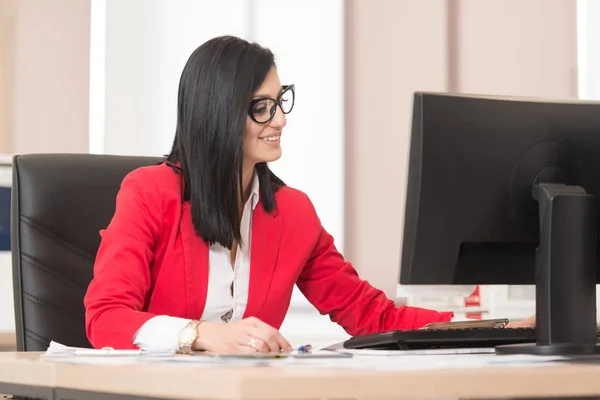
[0,352,54,399]
[2,351,600,400]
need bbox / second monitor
[399,92,600,355]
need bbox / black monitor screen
[400,92,600,285]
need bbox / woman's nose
[270,104,287,128]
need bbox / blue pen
[296,344,312,354]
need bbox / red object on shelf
[464,285,482,319]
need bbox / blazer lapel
[180,203,209,320]
[244,203,281,317]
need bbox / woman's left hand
[506,315,535,328]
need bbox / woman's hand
[506,315,536,328]
[193,316,292,354]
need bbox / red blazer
[84,163,452,349]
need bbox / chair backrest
[11,153,163,351]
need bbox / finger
[255,321,292,351]
[275,333,293,353]
[266,328,292,352]
[248,325,292,353]
[239,334,270,353]
[247,318,280,350]
[247,326,280,352]
[506,319,530,328]
[246,318,292,352]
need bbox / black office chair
[11,153,163,351]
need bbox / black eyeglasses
[247,84,295,124]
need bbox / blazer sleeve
[295,194,453,336]
[84,170,163,349]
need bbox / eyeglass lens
[250,88,294,123]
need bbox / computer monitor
[400,92,600,355]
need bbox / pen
[296,344,312,354]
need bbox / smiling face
[243,67,288,168]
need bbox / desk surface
[2,351,600,399]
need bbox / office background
[0,0,598,346]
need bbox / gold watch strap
[178,320,202,354]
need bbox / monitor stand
[496,183,600,356]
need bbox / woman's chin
[257,149,282,163]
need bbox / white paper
[43,341,174,357]
[42,356,157,365]
[336,347,496,356]
[143,351,565,372]
[41,341,566,371]
[279,353,567,372]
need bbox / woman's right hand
[193,316,292,354]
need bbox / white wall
[578,0,600,100]
[251,0,345,253]
[99,0,249,157]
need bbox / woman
[84,36,533,354]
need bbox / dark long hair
[167,36,285,249]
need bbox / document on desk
[40,341,566,371]
[44,341,175,357]
[194,349,351,359]
[150,349,352,365]
[281,353,568,372]
[335,347,496,356]
[146,350,565,371]
[41,342,349,366]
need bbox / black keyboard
[343,327,539,350]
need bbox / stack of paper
[42,341,174,364]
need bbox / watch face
[179,326,194,343]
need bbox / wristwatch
[178,320,202,354]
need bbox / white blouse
[132,173,260,352]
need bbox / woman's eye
[253,106,267,115]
